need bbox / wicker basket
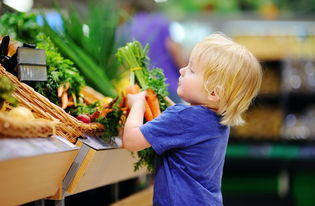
[0,112,58,138]
[0,65,104,143]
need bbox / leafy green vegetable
[35,33,86,105]
[69,101,100,116]
[116,41,150,87]
[116,40,169,173]
[133,148,156,174]
[0,76,17,108]
[0,12,86,106]
[41,0,122,97]
[95,103,124,142]
[0,12,40,44]
[0,11,123,141]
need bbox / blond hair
[190,33,262,126]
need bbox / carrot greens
[116,40,169,173]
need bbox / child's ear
[207,85,223,102]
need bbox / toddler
[123,33,262,206]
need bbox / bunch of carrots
[57,82,75,109]
[116,40,170,173]
[116,41,165,122]
[121,84,160,121]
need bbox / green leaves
[42,0,121,97]
[116,40,170,173]
[0,76,17,108]
[133,148,156,174]
[116,40,150,87]
[0,12,40,44]
[35,33,86,105]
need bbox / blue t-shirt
[140,104,230,206]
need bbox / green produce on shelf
[35,33,86,107]
[0,76,17,109]
[0,12,40,44]
[41,0,123,97]
[0,11,123,140]
[0,12,85,108]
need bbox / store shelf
[0,136,79,206]
[60,136,147,198]
[226,140,315,160]
[223,141,315,206]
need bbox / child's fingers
[127,91,146,108]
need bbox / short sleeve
[140,105,225,155]
[140,106,186,155]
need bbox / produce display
[0,9,170,172]
[41,3,121,97]
[0,12,117,141]
[0,75,57,138]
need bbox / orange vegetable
[67,101,74,107]
[57,85,64,98]
[124,84,154,121]
[61,92,68,109]
[99,108,113,118]
[144,101,154,121]
[146,88,160,118]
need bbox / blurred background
[1,0,315,205]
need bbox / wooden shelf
[61,136,147,197]
[0,136,79,206]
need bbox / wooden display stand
[0,136,79,206]
[56,136,147,198]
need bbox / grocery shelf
[0,136,79,206]
[57,136,147,199]
[226,140,315,160]
[223,140,315,206]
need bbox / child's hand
[127,91,146,108]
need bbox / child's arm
[122,91,151,152]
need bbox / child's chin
[177,90,182,98]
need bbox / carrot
[119,95,126,108]
[107,97,118,109]
[57,83,70,98]
[124,84,154,121]
[146,88,160,118]
[84,97,93,105]
[144,101,154,121]
[61,92,68,109]
[67,95,74,107]
[99,108,113,118]
[67,101,74,107]
[57,85,64,97]
[90,110,100,121]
